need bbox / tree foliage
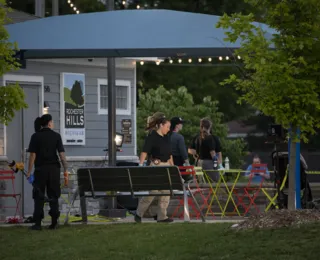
[71,80,84,107]
[138,64,253,122]
[0,2,27,125]
[217,0,320,141]
[216,0,320,209]
[137,86,246,168]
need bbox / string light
[122,1,126,5]
[134,56,235,66]
[136,5,140,9]
[237,55,241,59]
[67,1,80,14]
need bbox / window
[98,79,131,115]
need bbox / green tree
[0,3,27,125]
[217,0,320,209]
[138,64,252,122]
[70,80,84,107]
[137,86,246,168]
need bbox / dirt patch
[232,209,320,230]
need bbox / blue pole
[295,128,301,209]
[288,128,291,160]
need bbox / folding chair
[194,166,206,183]
[262,167,288,211]
[233,164,267,215]
[205,169,241,217]
[171,166,212,219]
[0,170,22,222]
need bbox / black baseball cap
[171,117,185,126]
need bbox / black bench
[76,166,204,223]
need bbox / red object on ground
[171,166,213,220]
[0,170,22,223]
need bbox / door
[6,83,40,217]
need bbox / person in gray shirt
[170,117,190,167]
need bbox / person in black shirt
[34,117,42,132]
[144,112,166,166]
[189,118,218,181]
[135,117,174,223]
[210,130,224,169]
[26,114,68,230]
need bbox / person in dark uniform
[25,117,43,224]
[135,117,174,223]
[170,117,189,167]
[34,117,42,133]
[145,112,166,166]
[210,130,224,169]
[26,114,68,230]
[188,118,218,181]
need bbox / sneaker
[134,214,142,223]
[157,218,174,223]
[29,224,42,231]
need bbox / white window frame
[97,79,131,116]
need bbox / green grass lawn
[1,223,320,260]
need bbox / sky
[63,73,85,94]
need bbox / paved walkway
[0,216,243,227]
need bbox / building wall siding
[0,60,137,159]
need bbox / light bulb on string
[136,5,140,9]
[219,56,223,61]
[208,57,212,62]
[198,58,202,63]
[70,3,74,7]
[178,59,182,63]
[68,0,71,3]
[140,61,144,65]
[237,55,241,59]
[188,58,192,63]
[73,7,77,11]
[122,1,126,5]
[226,56,230,60]
[76,10,80,14]
[169,59,173,64]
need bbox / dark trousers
[33,165,61,225]
[173,156,184,166]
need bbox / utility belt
[150,157,169,165]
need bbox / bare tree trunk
[288,140,296,210]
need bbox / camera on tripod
[267,124,286,142]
